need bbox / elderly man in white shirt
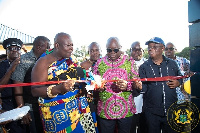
[130,41,147,133]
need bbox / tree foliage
[73,45,88,62]
[143,48,149,59]
[175,47,190,60]
[125,48,131,56]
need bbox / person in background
[165,42,190,102]
[11,36,50,133]
[80,42,101,132]
[0,38,24,132]
[130,41,147,133]
[0,54,7,62]
[81,42,101,69]
[139,37,183,133]
[165,42,190,73]
[31,32,97,132]
[93,37,142,133]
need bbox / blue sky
[0,0,189,56]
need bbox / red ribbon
[0,76,187,88]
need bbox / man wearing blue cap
[139,37,183,133]
[0,38,25,132]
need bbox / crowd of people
[0,33,191,133]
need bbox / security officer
[0,38,25,132]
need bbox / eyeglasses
[7,47,21,51]
[148,46,163,50]
[165,47,175,51]
[131,48,143,52]
[107,48,120,53]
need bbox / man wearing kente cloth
[31,32,97,133]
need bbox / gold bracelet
[47,85,57,98]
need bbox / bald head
[130,41,143,61]
[106,37,121,48]
[131,41,140,48]
[54,32,71,44]
[88,42,100,51]
[166,42,176,49]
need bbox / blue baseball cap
[145,37,165,46]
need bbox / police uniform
[0,38,25,133]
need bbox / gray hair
[166,42,176,49]
[88,42,101,51]
[131,41,140,48]
[54,32,71,43]
[106,37,121,48]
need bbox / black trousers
[130,112,147,133]
[98,116,133,133]
[5,120,25,133]
[24,110,43,133]
[145,111,176,133]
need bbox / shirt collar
[148,55,169,65]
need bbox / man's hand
[116,79,128,91]
[135,81,142,90]
[8,57,20,73]
[98,87,105,92]
[60,80,75,94]
[184,71,195,77]
[166,79,180,89]
[21,112,32,125]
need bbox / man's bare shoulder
[36,54,54,67]
[80,60,88,66]
[80,60,91,70]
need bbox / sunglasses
[165,47,174,51]
[7,47,21,51]
[107,48,120,53]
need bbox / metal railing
[0,23,35,44]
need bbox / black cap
[2,38,23,49]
